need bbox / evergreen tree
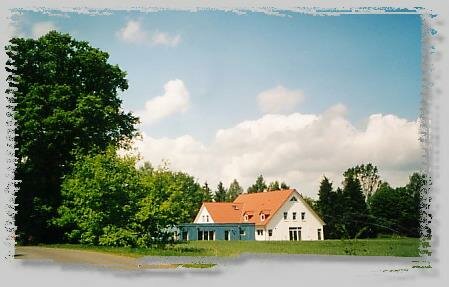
[247,175,267,193]
[267,181,280,191]
[280,182,290,189]
[341,176,369,238]
[226,179,243,202]
[202,182,213,202]
[316,177,343,239]
[214,181,227,202]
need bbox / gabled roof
[233,189,295,226]
[201,202,243,223]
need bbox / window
[206,215,209,222]
[268,229,273,237]
[317,229,322,240]
[289,227,302,241]
[225,230,230,241]
[257,229,264,236]
[292,212,297,220]
[301,212,306,220]
[202,215,205,222]
[283,212,288,220]
[244,214,249,222]
[260,214,266,221]
[182,231,188,241]
[290,196,298,202]
[198,230,215,241]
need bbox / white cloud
[132,104,422,198]
[116,20,181,47]
[152,31,181,47]
[137,79,190,125]
[257,85,304,114]
[32,21,57,38]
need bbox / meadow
[46,237,422,258]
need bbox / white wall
[193,206,214,224]
[262,191,324,241]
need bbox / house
[178,189,325,241]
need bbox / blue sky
[16,10,421,142]
[13,10,423,194]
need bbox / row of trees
[208,175,291,203]
[315,164,426,239]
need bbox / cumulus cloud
[132,105,422,198]
[137,79,190,125]
[116,20,181,47]
[32,21,57,38]
[257,85,304,114]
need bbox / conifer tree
[341,176,369,238]
[247,175,267,193]
[226,179,243,202]
[214,181,227,202]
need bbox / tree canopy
[343,163,381,201]
[226,179,243,202]
[6,31,138,243]
[214,181,227,202]
[247,175,267,193]
[54,149,209,247]
[369,173,425,237]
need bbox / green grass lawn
[44,237,421,258]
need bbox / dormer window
[244,214,249,222]
[260,214,266,221]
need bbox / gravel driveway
[14,246,178,270]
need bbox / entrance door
[289,227,302,241]
[224,230,230,240]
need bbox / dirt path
[14,246,178,270]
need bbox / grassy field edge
[26,238,422,258]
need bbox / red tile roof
[201,189,296,226]
[201,202,244,223]
[234,189,295,226]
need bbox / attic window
[232,205,239,210]
[260,214,266,221]
[244,214,249,222]
[290,196,298,202]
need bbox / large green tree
[53,148,145,246]
[226,179,243,202]
[369,173,425,238]
[6,31,138,243]
[55,150,209,247]
[136,164,208,245]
